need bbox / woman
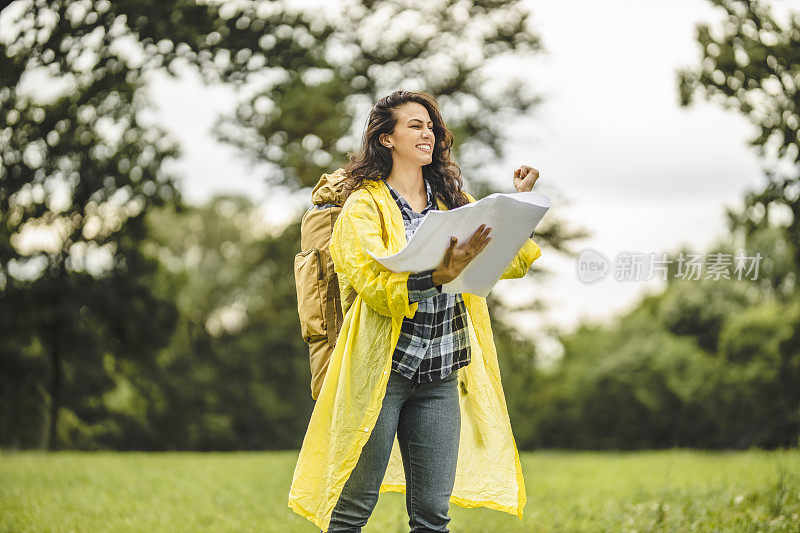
[289,90,542,532]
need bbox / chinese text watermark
[576,249,763,284]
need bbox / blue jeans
[326,369,461,533]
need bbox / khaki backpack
[294,168,358,400]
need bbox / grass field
[1,449,799,532]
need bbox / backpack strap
[344,289,357,308]
[327,276,357,337]
[325,271,340,347]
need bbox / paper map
[367,191,551,297]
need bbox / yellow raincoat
[289,177,542,531]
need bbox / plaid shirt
[383,179,471,383]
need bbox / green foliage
[213,0,546,190]
[11,0,800,454]
[0,0,569,451]
[736,225,799,300]
[523,219,800,450]
[515,218,798,450]
[717,300,800,447]
[719,301,794,366]
[678,0,800,273]
[117,197,314,450]
[527,252,800,449]
[658,279,756,352]
[0,0,182,450]
[531,313,707,449]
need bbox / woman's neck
[385,161,425,199]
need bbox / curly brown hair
[342,90,470,210]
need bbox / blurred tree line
[1,0,575,450]
[1,0,798,451]
[504,225,800,450]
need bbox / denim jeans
[325,369,461,533]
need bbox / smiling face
[380,102,435,166]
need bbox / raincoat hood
[289,176,542,531]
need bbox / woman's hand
[513,165,540,192]
[431,224,492,286]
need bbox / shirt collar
[384,178,434,214]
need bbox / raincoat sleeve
[499,238,542,279]
[463,192,542,280]
[330,193,419,320]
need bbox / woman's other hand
[431,224,492,286]
[513,165,540,192]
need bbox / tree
[678,0,800,280]
[0,1,181,449]
[529,228,800,450]
[0,0,376,450]
[130,197,313,450]
[718,300,800,447]
[676,0,800,447]
[214,0,547,191]
[1,0,580,449]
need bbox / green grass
[1,449,799,532]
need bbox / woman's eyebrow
[407,119,434,125]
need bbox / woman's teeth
[416,144,431,153]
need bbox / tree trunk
[46,332,61,451]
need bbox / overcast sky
[143,0,797,356]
